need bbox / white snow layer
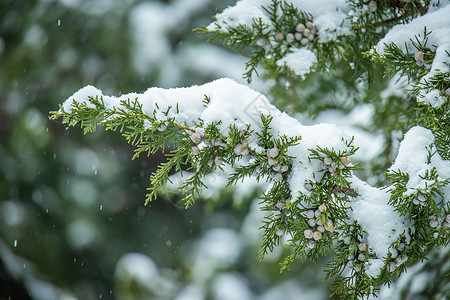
[375,4,450,107]
[349,176,407,259]
[277,48,317,77]
[208,0,351,42]
[389,126,450,198]
[63,79,449,279]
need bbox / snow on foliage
[374,3,450,107]
[53,0,450,298]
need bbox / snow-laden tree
[51,1,450,299]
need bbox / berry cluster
[429,213,450,234]
[345,239,370,272]
[319,155,351,175]
[273,199,293,236]
[303,204,334,248]
[411,193,426,206]
[255,21,318,53]
[266,147,290,182]
[414,51,425,67]
[387,237,409,273]
[234,139,250,156]
[190,131,225,167]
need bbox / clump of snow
[389,126,450,197]
[420,89,446,107]
[349,176,408,259]
[207,0,271,33]
[62,85,102,112]
[365,258,384,278]
[374,4,450,108]
[276,48,317,77]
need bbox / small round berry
[315,210,321,218]
[444,88,450,97]
[307,34,314,41]
[303,28,311,36]
[269,147,279,158]
[325,220,333,231]
[417,194,426,202]
[341,156,351,165]
[191,146,200,155]
[241,148,249,156]
[301,38,309,45]
[234,143,244,155]
[296,23,305,32]
[306,210,315,219]
[358,243,368,252]
[304,229,313,239]
[275,201,285,210]
[358,254,366,261]
[323,157,332,165]
[318,204,326,212]
[268,157,276,166]
[389,262,396,272]
[412,197,420,205]
[272,164,281,172]
[190,132,201,144]
[285,33,295,43]
[416,58,424,66]
[295,32,302,40]
[307,219,316,227]
[320,162,327,169]
[368,1,377,12]
[313,231,322,240]
[263,44,272,52]
[241,139,249,148]
[446,214,450,222]
[304,183,313,191]
[214,157,223,166]
[316,218,323,226]
[317,225,325,233]
[280,165,289,173]
[348,255,355,261]
[273,210,281,219]
[276,229,284,236]
[307,241,315,249]
[396,255,408,266]
[414,51,424,61]
[328,166,336,174]
[306,21,314,29]
[256,38,266,46]
[443,222,449,229]
[273,173,283,182]
[429,218,439,228]
[274,32,284,41]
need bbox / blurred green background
[0,1,329,299]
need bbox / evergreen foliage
[51,1,449,299]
